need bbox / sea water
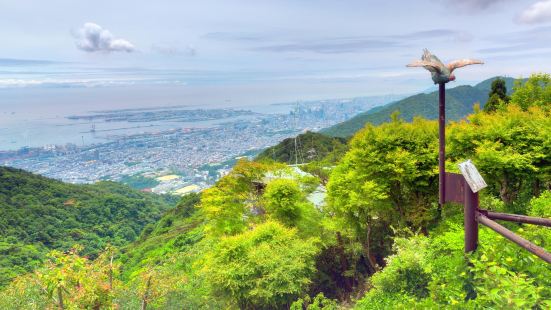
[0,86,293,151]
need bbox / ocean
[0,86,294,151]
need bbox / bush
[529,190,551,217]
[263,179,305,226]
[203,221,321,308]
[291,293,339,310]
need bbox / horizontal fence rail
[484,211,551,227]
[477,214,551,264]
[446,171,551,264]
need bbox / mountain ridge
[321,76,516,137]
[255,131,347,164]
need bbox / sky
[1,0,551,107]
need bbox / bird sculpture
[407,49,483,84]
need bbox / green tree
[0,246,120,309]
[0,273,49,309]
[483,78,510,112]
[198,160,277,236]
[263,179,305,226]
[510,73,551,111]
[327,116,439,270]
[203,221,320,309]
[448,104,551,207]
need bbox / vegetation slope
[256,131,347,165]
[0,167,177,286]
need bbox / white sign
[458,160,487,193]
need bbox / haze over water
[0,86,293,150]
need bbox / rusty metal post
[477,215,551,264]
[464,179,478,253]
[439,83,446,205]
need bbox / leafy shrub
[529,190,551,217]
[368,236,430,298]
[354,223,551,309]
[291,293,339,310]
[203,221,321,308]
[510,73,551,111]
[263,179,304,225]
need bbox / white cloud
[518,1,551,24]
[74,23,135,53]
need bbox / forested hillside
[256,131,347,164]
[119,193,202,280]
[1,74,550,309]
[322,77,516,137]
[0,167,177,286]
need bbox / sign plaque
[458,160,487,193]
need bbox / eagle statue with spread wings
[407,49,483,84]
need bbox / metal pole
[485,211,551,227]
[464,180,478,253]
[439,83,446,205]
[477,214,551,264]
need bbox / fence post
[438,83,446,206]
[464,179,478,253]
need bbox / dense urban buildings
[1,96,399,194]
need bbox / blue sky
[1,0,551,105]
